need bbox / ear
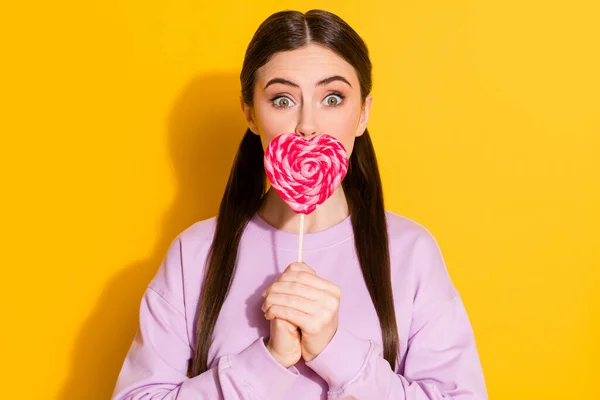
[355,93,373,137]
[240,97,259,135]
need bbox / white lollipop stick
[298,213,305,262]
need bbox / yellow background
[1,1,598,399]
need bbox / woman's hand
[263,263,310,368]
[265,317,302,369]
[262,262,341,362]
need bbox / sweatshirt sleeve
[304,233,488,400]
[111,235,300,400]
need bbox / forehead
[256,44,358,86]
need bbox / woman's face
[241,43,372,158]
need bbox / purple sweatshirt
[111,210,488,399]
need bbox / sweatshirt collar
[246,212,354,251]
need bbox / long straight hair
[188,9,399,376]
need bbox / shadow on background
[59,72,247,399]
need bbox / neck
[257,186,350,234]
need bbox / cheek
[255,106,289,146]
[340,137,356,159]
[321,109,360,156]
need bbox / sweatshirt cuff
[304,327,372,391]
[229,337,299,398]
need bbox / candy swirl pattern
[264,132,349,214]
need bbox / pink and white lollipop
[264,132,349,260]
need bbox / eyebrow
[263,75,352,90]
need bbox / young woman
[112,9,488,400]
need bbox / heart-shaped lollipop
[264,132,349,215]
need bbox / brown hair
[188,9,399,376]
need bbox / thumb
[287,262,316,275]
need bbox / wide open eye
[323,93,344,107]
[272,96,295,109]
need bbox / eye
[323,93,345,107]
[271,96,295,109]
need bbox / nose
[294,103,318,138]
